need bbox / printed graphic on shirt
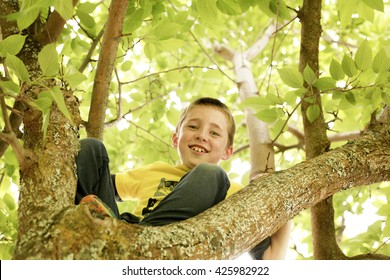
[142,177,178,216]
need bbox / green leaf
[151,22,182,40]
[255,108,279,123]
[371,88,382,109]
[197,0,219,23]
[342,54,357,77]
[5,54,30,82]
[0,81,20,96]
[123,7,144,34]
[166,107,181,127]
[314,77,336,91]
[16,0,54,31]
[53,0,74,21]
[373,49,390,73]
[277,67,303,88]
[306,104,320,123]
[355,41,372,71]
[357,1,374,22]
[144,42,157,60]
[49,87,73,123]
[216,0,242,15]
[384,217,390,237]
[241,96,269,111]
[121,61,133,72]
[290,88,307,98]
[0,34,26,57]
[242,93,279,109]
[63,72,87,88]
[41,110,51,139]
[362,0,384,12]
[375,72,390,85]
[35,91,53,113]
[329,59,345,80]
[269,0,291,19]
[383,91,390,106]
[34,92,52,139]
[3,193,16,211]
[238,0,257,12]
[76,10,96,29]
[77,2,98,14]
[377,204,390,216]
[338,0,358,27]
[303,65,316,84]
[38,44,60,77]
[157,38,185,51]
[345,91,356,105]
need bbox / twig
[121,65,216,84]
[0,94,25,169]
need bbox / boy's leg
[75,138,120,218]
[141,163,230,226]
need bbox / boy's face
[172,105,233,169]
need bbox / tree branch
[0,94,25,169]
[86,0,129,140]
[35,0,79,45]
[13,123,390,259]
[245,22,279,61]
[78,28,105,73]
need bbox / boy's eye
[210,131,220,137]
[188,125,197,130]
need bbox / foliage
[1,0,389,259]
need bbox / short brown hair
[176,97,236,147]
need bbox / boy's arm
[249,173,292,260]
[262,220,292,260]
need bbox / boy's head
[172,97,236,168]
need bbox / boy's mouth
[189,145,208,153]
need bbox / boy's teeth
[192,146,205,153]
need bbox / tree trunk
[1,0,82,257]
[298,0,344,259]
[13,123,390,259]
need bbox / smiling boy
[76,97,276,259]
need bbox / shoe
[80,195,116,218]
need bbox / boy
[75,97,272,258]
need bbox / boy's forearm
[262,220,292,260]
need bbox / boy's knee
[193,163,226,177]
[80,138,103,150]
[192,163,229,190]
[78,138,109,160]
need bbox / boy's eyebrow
[185,118,224,131]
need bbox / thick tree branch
[13,123,390,259]
[34,0,79,45]
[86,0,129,140]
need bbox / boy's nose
[196,129,208,141]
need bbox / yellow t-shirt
[115,161,242,218]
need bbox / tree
[0,0,389,259]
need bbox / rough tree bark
[298,0,345,259]
[12,122,390,259]
[0,0,81,256]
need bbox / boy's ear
[172,132,178,148]
[221,146,233,161]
